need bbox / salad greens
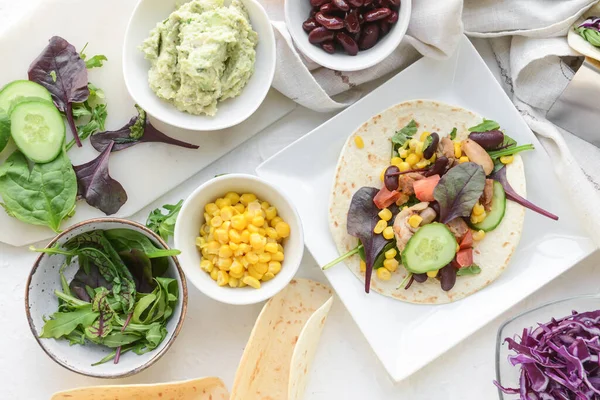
[433,162,486,224]
[456,264,481,276]
[34,229,180,365]
[391,120,417,156]
[0,150,76,232]
[146,200,183,241]
[67,83,108,151]
[468,118,500,132]
[575,16,600,47]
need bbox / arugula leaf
[449,127,457,140]
[85,55,108,69]
[0,150,77,232]
[66,83,107,151]
[433,162,486,223]
[101,332,141,348]
[40,304,99,339]
[391,120,417,156]
[468,119,500,132]
[146,200,183,241]
[456,264,482,276]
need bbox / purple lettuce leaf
[73,141,127,215]
[28,36,90,147]
[433,162,486,223]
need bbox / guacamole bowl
[123,0,276,131]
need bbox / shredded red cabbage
[579,16,600,30]
[494,310,600,399]
[491,166,559,221]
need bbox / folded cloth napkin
[264,0,600,246]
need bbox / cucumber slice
[469,181,506,232]
[0,80,52,113]
[10,100,65,163]
[402,223,457,274]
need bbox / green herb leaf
[468,119,500,133]
[456,264,482,276]
[105,229,181,259]
[322,243,363,270]
[488,144,535,161]
[146,200,183,241]
[0,150,77,232]
[85,55,108,69]
[449,127,457,140]
[391,120,417,156]
[40,304,99,339]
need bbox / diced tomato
[373,186,403,209]
[459,230,473,250]
[413,174,440,202]
[455,248,474,268]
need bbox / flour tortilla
[50,377,229,400]
[328,100,526,304]
[230,279,334,400]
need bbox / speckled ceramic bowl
[25,218,188,379]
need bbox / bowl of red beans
[285,0,411,71]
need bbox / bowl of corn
[174,174,304,305]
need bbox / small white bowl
[285,0,411,72]
[25,219,187,379]
[123,0,276,131]
[174,174,304,305]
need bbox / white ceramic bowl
[123,0,276,131]
[25,219,187,379]
[174,174,304,305]
[285,0,411,72]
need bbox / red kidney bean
[310,0,330,6]
[377,0,389,7]
[345,8,361,33]
[315,12,345,30]
[364,7,392,22]
[310,7,319,17]
[303,17,320,32]
[347,0,364,6]
[387,10,398,23]
[379,20,390,36]
[333,0,350,11]
[308,27,336,44]
[358,23,379,49]
[363,0,374,6]
[320,3,338,13]
[358,12,365,24]
[336,32,359,55]
[322,40,336,53]
[387,0,400,7]
[384,165,400,191]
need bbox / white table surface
[1,2,599,399]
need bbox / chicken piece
[481,179,494,212]
[446,218,469,241]
[437,137,455,160]
[393,202,429,253]
[397,173,424,196]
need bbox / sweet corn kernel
[470,211,487,224]
[500,155,514,165]
[415,141,424,157]
[384,248,397,259]
[376,268,391,281]
[205,203,219,215]
[472,203,485,216]
[231,215,247,231]
[238,243,251,254]
[230,261,244,278]
[254,262,268,275]
[228,277,239,288]
[265,242,278,254]
[220,206,234,221]
[219,245,233,259]
[240,193,257,206]
[215,229,229,244]
[383,258,399,272]
[210,268,219,281]
[250,233,266,250]
[229,229,242,244]
[210,216,223,227]
[354,135,364,149]
[415,159,430,169]
[258,253,271,263]
[399,148,409,158]
[409,138,420,150]
[275,222,291,238]
[217,270,229,286]
[408,214,423,228]
[229,242,239,251]
[265,207,277,221]
[360,260,366,272]
[454,142,462,158]
[270,216,283,228]
[248,224,260,234]
[277,244,284,252]
[262,272,275,282]
[260,201,270,211]
[206,241,220,255]
[245,252,259,264]
[215,198,231,209]
[473,229,486,241]
[378,208,393,221]
[398,161,411,172]
[241,230,250,243]
[200,259,214,272]
[380,167,386,182]
[420,131,431,141]
[459,156,470,163]
[373,219,387,234]
[233,203,245,214]
[272,251,284,262]
[427,270,438,278]
[406,153,420,166]
[248,265,263,280]
[196,236,206,248]
[391,157,403,167]
[225,192,240,205]
[383,226,395,240]
[238,278,247,288]
[242,276,261,289]
[268,261,282,275]
[217,257,232,271]
[252,215,265,227]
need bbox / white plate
[256,35,596,382]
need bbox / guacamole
[141,0,258,116]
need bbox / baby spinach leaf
[40,304,99,339]
[433,162,486,223]
[90,105,198,153]
[468,119,500,132]
[146,200,183,241]
[0,150,77,232]
[0,112,10,153]
[456,264,481,276]
[73,141,128,215]
[28,36,90,147]
[391,120,417,156]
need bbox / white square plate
[256,35,596,382]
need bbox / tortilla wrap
[328,100,526,304]
[230,279,334,400]
[50,377,229,400]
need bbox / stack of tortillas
[51,279,334,400]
